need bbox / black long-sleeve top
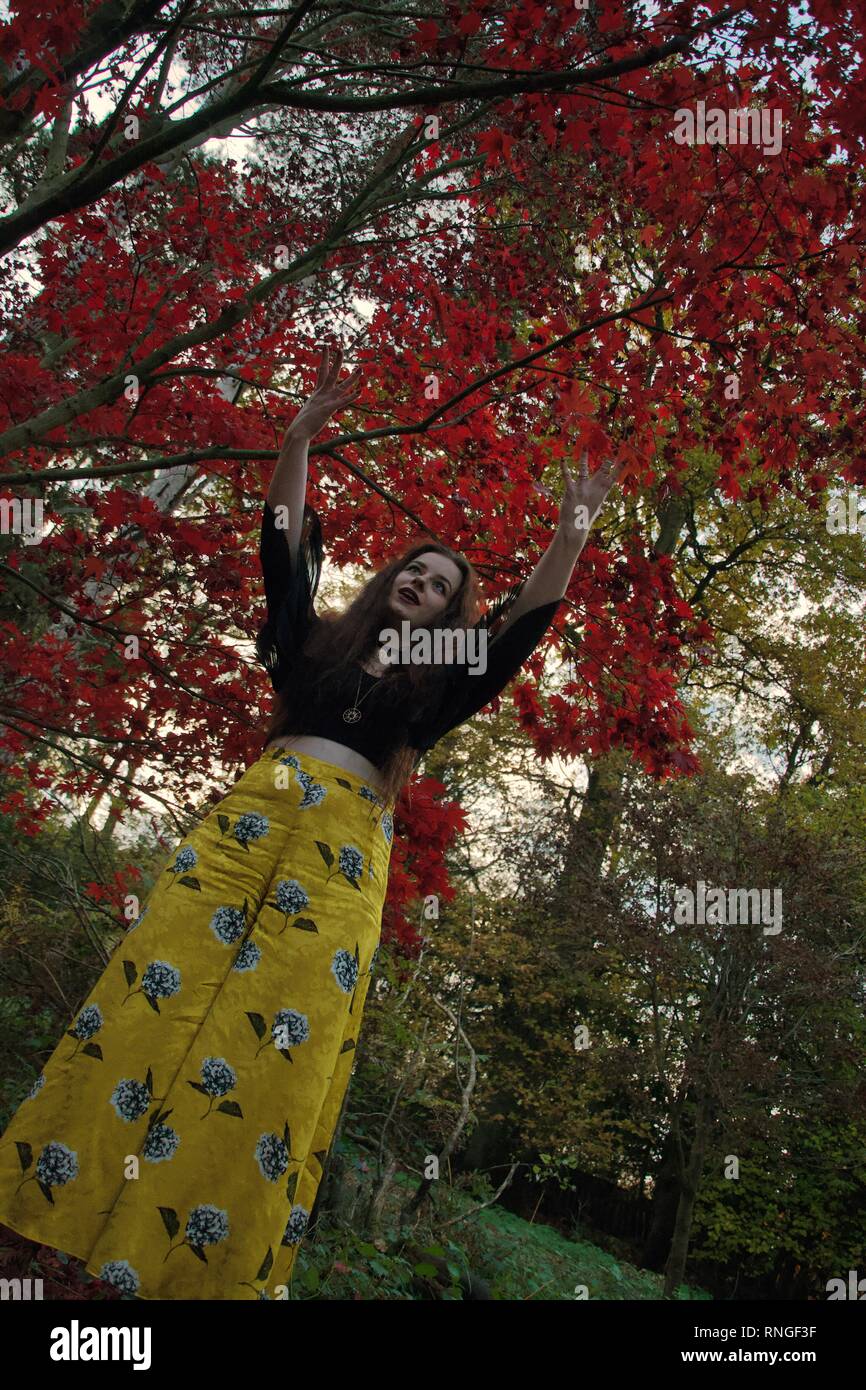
[255,499,560,768]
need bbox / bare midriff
[263,734,386,795]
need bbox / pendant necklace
[342,665,385,724]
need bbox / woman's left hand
[558,449,625,546]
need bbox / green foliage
[691,1118,866,1292]
[284,1141,708,1301]
[285,1231,455,1301]
[0,800,172,1129]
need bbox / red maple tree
[1,1,863,944]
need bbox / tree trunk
[642,1118,686,1268]
[366,1154,398,1240]
[663,1092,714,1297]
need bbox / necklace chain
[342,664,384,725]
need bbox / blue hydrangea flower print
[98,1260,140,1296]
[192,1057,241,1119]
[110,1078,151,1123]
[143,1123,181,1163]
[27,1072,46,1100]
[297,770,327,809]
[66,1003,104,1060]
[185,1204,229,1249]
[70,1004,102,1041]
[331,949,358,994]
[36,1141,78,1189]
[234,811,269,848]
[13,1140,79,1203]
[122,960,182,1013]
[273,879,309,915]
[272,1008,310,1051]
[339,846,363,881]
[233,940,261,972]
[142,961,180,998]
[282,1205,309,1246]
[200,1057,237,1097]
[139,961,180,1005]
[209,905,246,946]
[163,1205,230,1262]
[169,846,197,875]
[255,1133,289,1182]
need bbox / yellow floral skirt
[0,747,393,1300]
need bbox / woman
[0,346,623,1301]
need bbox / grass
[285,1141,712,1301]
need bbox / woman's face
[387,551,463,626]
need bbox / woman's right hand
[285,344,364,442]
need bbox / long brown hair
[262,542,482,806]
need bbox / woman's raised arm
[490,450,626,637]
[266,344,364,566]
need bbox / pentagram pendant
[342,707,362,724]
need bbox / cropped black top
[255,500,560,769]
